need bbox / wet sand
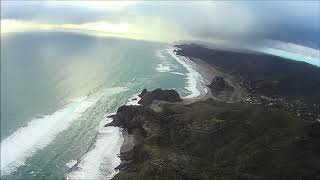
[190,57,247,103]
[117,53,248,172]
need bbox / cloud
[1,1,135,24]
[46,1,141,11]
[129,1,255,39]
[1,1,319,45]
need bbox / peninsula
[109,44,320,180]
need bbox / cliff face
[175,44,320,105]
[108,105,153,133]
[111,89,320,180]
[208,76,234,95]
[176,44,320,123]
[138,88,182,106]
[109,44,320,179]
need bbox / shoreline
[113,45,245,177]
[167,46,215,103]
[111,43,320,180]
[178,55,247,104]
[113,48,215,175]
[114,48,236,174]
[189,57,247,103]
[114,130,135,172]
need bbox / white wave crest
[155,63,172,72]
[66,115,123,180]
[155,50,167,60]
[0,87,128,176]
[65,160,78,169]
[167,47,206,98]
[170,71,185,76]
[66,91,142,180]
[126,93,141,106]
[155,49,185,75]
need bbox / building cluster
[244,94,320,122]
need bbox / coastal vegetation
[112,89,320,180]
[111,44,320,180]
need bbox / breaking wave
[0,87,128,176]
[167,47,206,98]
[66,113,123,180]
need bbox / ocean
[0,32,207,179]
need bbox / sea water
[0,32,206,179]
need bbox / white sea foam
[155,49,184,75]
[155,63,172,72]
[155,63,185,76]
[126,93,141,106]
[0,87,128,176]
[155,50,167,60]
[66,91,143,180]
[170,71,185,76]
[167,47,206,98]
[0,97,95,176]
[66,115,123,180]
[65,160,78,168]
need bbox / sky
[1,1,320,50]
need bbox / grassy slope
[175,44,320,105]
[114,99,320,180]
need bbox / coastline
[112,44,248,178]
[166,46,213,103]
[190,57,247,103]
[110,44,320,179]
[176,54,247,104]
[112,47,215,176]
[113,46,241,176]
[114,130,135,172]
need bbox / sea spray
[1,87,128,176]
[66,93,143,180]
[166,46,207,99]
[66,113,123,180]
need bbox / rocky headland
[110,89,320,180]
[108,44,320,180]
[175,44,320,121]
[138,88,182,106]
[208,76,234,93]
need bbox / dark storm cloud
[1,1,319,46]
[1,1,123,24]
[126,1,320,46]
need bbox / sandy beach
[115,49,247,174]
[190,57,247,103]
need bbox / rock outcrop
[175,43,320,105]
[208,76,234,95]
[107,104,154,171]
[107,105,154,134]
[138,88,182,106]
[111,89,320,180]
[108,44,320,179]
